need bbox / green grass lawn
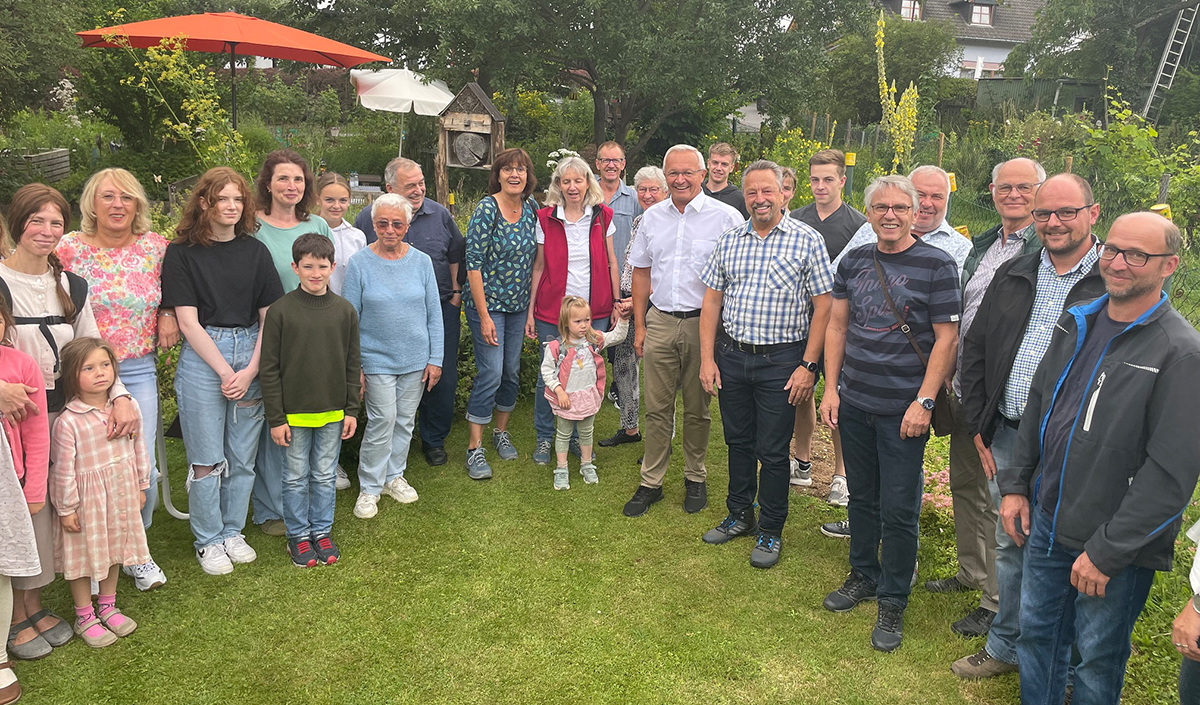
[12,393,1183,704]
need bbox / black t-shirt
[161,236,285,329]
[703,183,749,219]
[1037,304,1127,511]
[791,202,869,262]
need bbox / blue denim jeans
[175,326,265,550]
[417,300,461,449]
[120,353,160,530]
[359,371,424,495]
[464,307,524,425]
[252,427,286,525]
[1181,655,1200,705]
[534,316,609,443]
[1017,507,1155,705]
[986,421,1023,664]
[715,337,801,534]
[282,421,341,539]
[838,400,928,609]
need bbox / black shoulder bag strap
[871,249,929,367]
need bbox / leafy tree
[289,0,872,161]
[819,17,961,124]
[0,0,84,118]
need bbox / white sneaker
[827,475,850,507]
[123,559,167,591]
[382,476,419,504]
[354,492,380,519]
[223,534,258,564]
[335,464,351,490]
[196,544,234,575]
[789,457,813,487]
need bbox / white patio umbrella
[351,68,455,156]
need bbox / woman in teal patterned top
[462,148,539,480]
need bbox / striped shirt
[832,239,961,416]
[700,217,835,345]
[999,243,1100,419]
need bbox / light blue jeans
[986,422,1022,665]
[252,428,286,525]
[175,326,264,550]
[358,371,424,495]
[120,353,160,530]
[282,421,341,539]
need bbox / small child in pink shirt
[540,296,629,490]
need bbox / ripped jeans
[175,325,265,550]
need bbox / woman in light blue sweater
[342,194,443,520]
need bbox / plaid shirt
[700,217,835,345]
[999,243,1101,419]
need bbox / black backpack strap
[64,270,89,314]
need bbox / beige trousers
[948,394,999,611]
[639,307,710,487]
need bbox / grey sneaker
[553,467,570,490]
[533,439,552,465]
[951,647,1019,679]
[790,457,812,486]
[492,430,518,461]
[466,447,493,480]
[335,464,351,490]
[580,462,598,484]
[827,475,849,506]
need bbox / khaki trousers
[948,394,999,611]
[640,307,710,487]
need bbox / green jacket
[960,222,1041,288]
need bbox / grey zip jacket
[999,292,1200,576]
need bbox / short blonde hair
[543,157,604,210]
[79,168,152,236]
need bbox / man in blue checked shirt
[697,159,834,571]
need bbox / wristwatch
[1192,594,1200,615]
[801,359,819,373]
[916,396,936,411]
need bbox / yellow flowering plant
[875,11,918,174]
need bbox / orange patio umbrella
[78,12,391,128]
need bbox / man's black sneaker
[820,519,851,539]
[925,575,972,593]
[288,538,318,568]
[702,510,758,544]
[312,534,340,565]
[423,445,448,466]
[749,533,782,569]
[823,570,878,612]
[623,485,663,517]
[872,602,905,652]
[683,479,707,513]
[951,606,996,638]
[598,429,641,447]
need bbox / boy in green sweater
[260,233,361,568]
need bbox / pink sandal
[74,616,116,648]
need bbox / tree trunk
[592,86,607,147]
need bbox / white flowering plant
[546,148,580,171]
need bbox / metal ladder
[1142,3,1200,124]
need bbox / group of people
[0,135,1196,705]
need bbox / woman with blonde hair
[526,156,623,465]
[57,167,176,591]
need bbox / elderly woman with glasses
[525,156,624,465]
[342,194,442,520]
[461,148,539,481]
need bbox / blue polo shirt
[355,197,466,302]
[606,181,641,273]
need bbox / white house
[883,0,1045,79]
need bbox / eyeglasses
[666,170,702,179]
[374,219,408,231]
[500,166,527,175]
[994,182,1041,196]
[1099,243,1174,267]
[98,193,135,206]
[598,158,625,165]
[869,203,912,215]
[1032,205,1093,222]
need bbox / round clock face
[453,132,488,167]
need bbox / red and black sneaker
[312,534,340,565]
[287,538,318,568]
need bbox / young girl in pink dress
[540,296,628,491]
[50,338,150,648]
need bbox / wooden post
[1064,155,1073,173]
[825,113,832,143]
[1158,172,1172,203]
[811,113,817,138]
[937,132,945,167]
[435,121,449,206]
[845,120,853,149]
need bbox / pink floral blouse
[57,232,168,361]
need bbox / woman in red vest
[526,156,623,466]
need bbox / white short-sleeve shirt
[537,205,616,299]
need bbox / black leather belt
[654,306,701,319]
[1001,416,1021,430]
[721,333,801,355]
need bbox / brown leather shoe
[0,660,22,705]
